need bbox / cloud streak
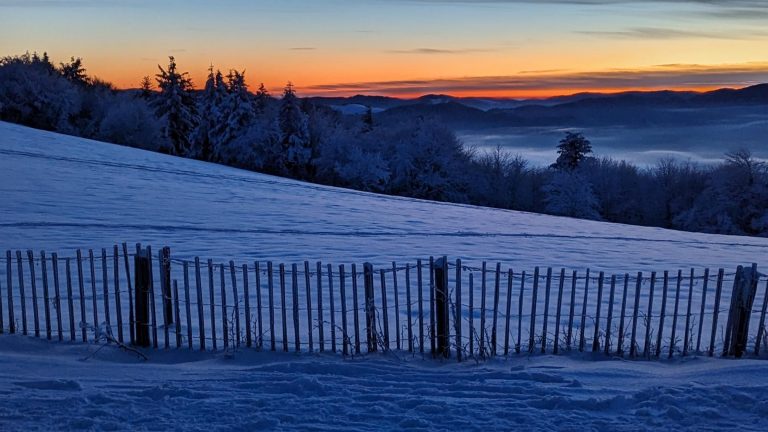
[386,47,494,54]
[304,62,768,96]
[578,26,768,40]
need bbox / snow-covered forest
[1,53,766,237]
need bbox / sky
[1,0,767,98]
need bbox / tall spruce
[153,56,197,156]
[552,132,592,171]
[278,82,311,177]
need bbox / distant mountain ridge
[309,84,768,130]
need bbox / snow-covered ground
[1,121,768,430]
[1,121,767,271]
[1,335,767,431]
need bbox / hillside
[1,121,766,271]
[1,122,768,430]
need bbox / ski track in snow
[0,336,767,431]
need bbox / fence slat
[184,261,193,350]
[554,269,565,355]
[504,268,514,356]
[16,251,27,335]
[279,264,287,352]
[469,272,475,356]
[328,263,337,353]
[267,262,275,351]
[696,268,710,353]
[222,264,230,351]
[88,249,98,333]
[340,264,348,356]
[304,261,313,353]
[173,280,182,348]
[41,251,51,340]
[76,251,86,342]
[352,264,361,354]
[219,264,228,351]
[417,259,424,354]
[617,274,629,356]
[6,251,14,334]
[516,271,525,354]
[363,263,375,352]
[243,264,252,348]
[481,262,488,357]
[157,250,168,349]
[456,260,463,361]
[754,278,768,356]
[529,266,539,354]
[147,246,157,349]
[26,251,40,338]
[195,258,206,351]
[492,262,502,356]
[643,272,656,358]
[579,269,590,352]
[102,249,111,333]
[230,261,241,348]
[65,258,75,341]
[566,270,576,351]
[542,267,552,354]
[630,272,642,358]
[708,269,725,357]
[292,263,300,352]
[0,258,4,333]
[429,257,436,356]
[605,274,616,356]
[122,243,135,345]
[392,262,401,351]
[52,253,62,340]
[316,262,323,352]
[207,259,217,351]
[255,261,264,350]
[113,246,123,344]
[379,266,389,351]
[656,271,669,358]
[683,269,695,356]
[592,272,604,353]
[405,263,412,354]
[669,270,683,358]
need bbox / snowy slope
[2,122,768,431]
[1,336,767,431]
[1,121,766,272]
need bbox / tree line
[1,52,766,237]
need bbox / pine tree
[552,132,592,171]
[278,82,311,177]
[139,76,153,99]
[255,83,270,113]
[60,57,89,86]
[153,56,197,156]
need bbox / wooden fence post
[405,263,412,354]
[113,245,124,343]
[605,274,616,356]
[630,272,642,358]
[529,267,539,354]
[40,251,51,340]
[683,269,695,356]
[16,251,27,335]
[616,274,628,356]
[553,269,565,355]
[504,268,514,356]
[592,272,604,353]
[724,264,759,358]
[134,248,151,347]
[669,270,683,359]
[434,257,449,358]
[696,268,710,353]
[305,261,313,353]
[363,263,376,352]
[76,250,87,342]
